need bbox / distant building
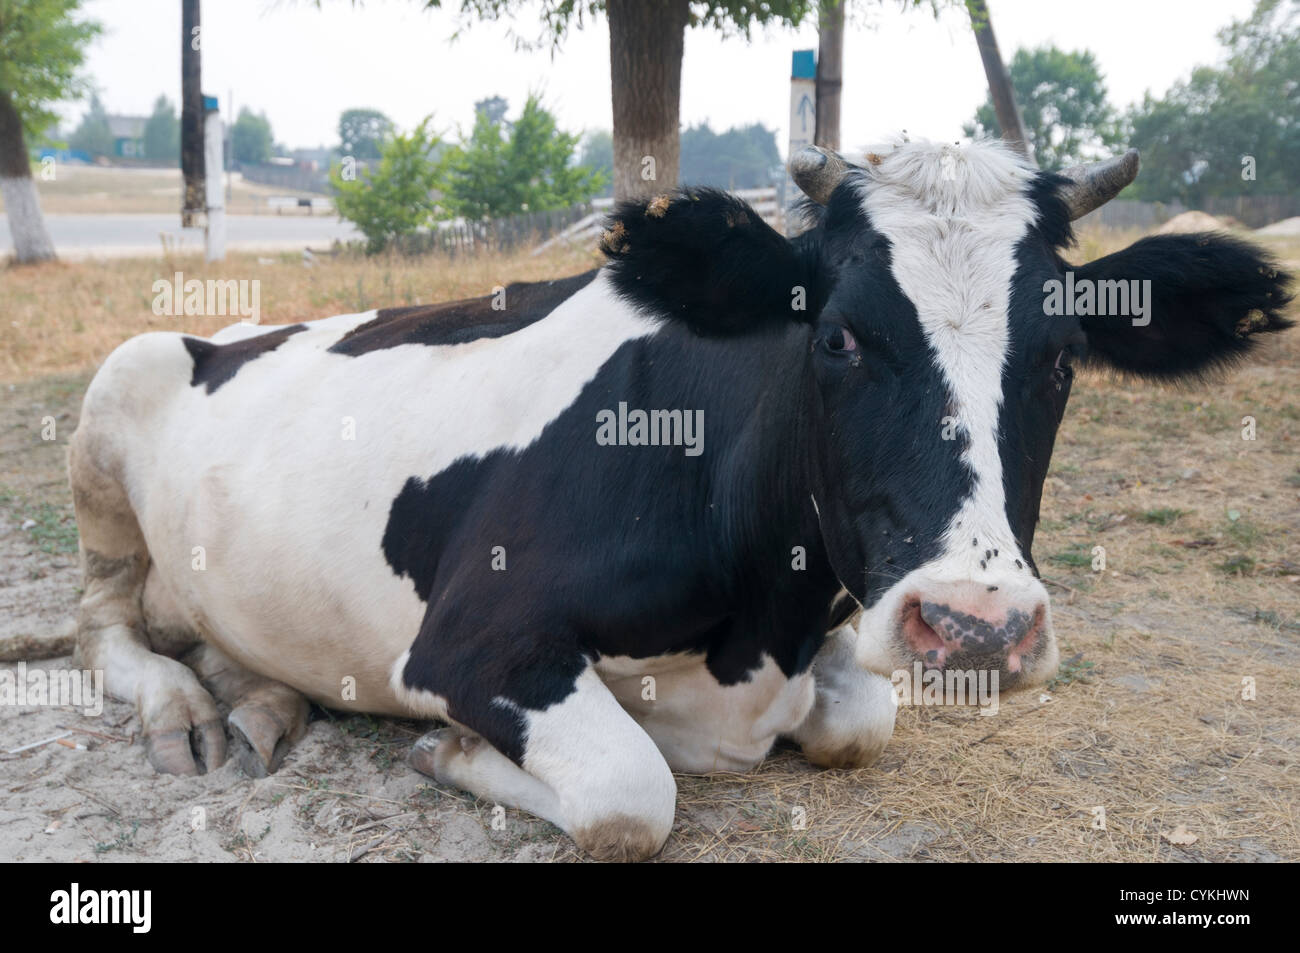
[289,147,335,172]
[107,115,147,158]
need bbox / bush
[330,118,444,255]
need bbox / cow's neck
[606,318,844,674]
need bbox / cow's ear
[1074,233,1293,379]
[600,188,820,335]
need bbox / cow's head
[601,137,1292,692]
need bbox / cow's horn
[1058,149,1140,220]
[790,146,854,205]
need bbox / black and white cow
[69,138,1292,861]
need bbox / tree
[424,1,828,201]
[680,122,781,189]
[474,95,508,126]
[815,0,843,151]
[966,0,1030,160]
[1125,0,1299,203]
[965,45,1120,171]
[142,94,179,162]
[330,118,444,253]
[231,107,273,164]
[579,129,613,195]
[337,107,393,160]
[0,0,101,263]
[442,94,606,219]
[67,91,111,156]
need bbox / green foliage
[422,0,821,47]
[337,107,393,160]
[232,107,273,164]
[442,94,604,219]
[1125,0,1300,202]
[578,129,612,196]
[142,94,178,162]
[680,122,780,188]
[965,45,1121,170]
[67,90,110,156]
[330,117,444,254]
[0,0,101,139]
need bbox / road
[0,213,361,259]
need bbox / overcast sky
[65,0,1255,155]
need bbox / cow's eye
[1052,348,1074,388]
[826,326,857,352]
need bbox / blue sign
[791,49,816,79]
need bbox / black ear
[600,188,819,335]
[1075,233,1293,379]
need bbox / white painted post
[204,96,225,262]
[786,49,817,235]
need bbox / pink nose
[901,583,1046,674]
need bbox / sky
[63,0,1257,156]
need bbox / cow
[68,137,1292,861]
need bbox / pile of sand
[1155,210,1232,234]
[1255,215,1300,237]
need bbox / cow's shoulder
[328,269,600,357]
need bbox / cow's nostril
[900,598,946,668]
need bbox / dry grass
[2,244,600,383]
[1,227,1297,862]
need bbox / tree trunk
[0,89,56,264]
[607,0,690,202]
[966,0,1033,163]
[181,0,205,226]
[815,0,843,152]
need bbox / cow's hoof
[228,704,297,778]
[408,726,476,783]
[145,719,227,776]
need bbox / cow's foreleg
[70,435,226,775]
[787,625,897,769]
[182,643,309,777]
[409,665,676,862]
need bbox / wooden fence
[1078,195,1300,230]
[375,187,783,258]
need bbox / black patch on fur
[600,188,823,334]
[182,325,306,394]
[329,270,598,356]
[386,321,848,764]
[1075,233,1294,378]
[1027,171,1076,250]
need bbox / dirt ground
[1,235,1297,863]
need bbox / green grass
[1049,543,1095,569]
[0,489,80,555]
[1048,652,1097,690]
[1216,555,1256,576]
[1138,508,1189,526]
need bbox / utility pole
[966,0,1033,163]
[181,0,204,226]
[814,0,843,152]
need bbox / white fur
[850,138,1054,674]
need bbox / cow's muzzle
[892,579,1056,690]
